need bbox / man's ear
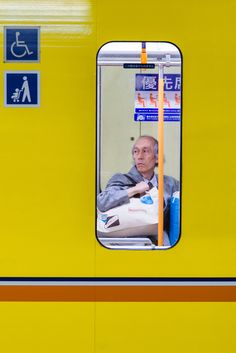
[155,154,165,167]
[155,155,158,167]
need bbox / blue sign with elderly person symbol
[5,72,40,107]
[134,73,181,122]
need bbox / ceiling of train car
[97,42,181,65]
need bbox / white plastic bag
[97,187,158,237]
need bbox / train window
[96,42,182,250]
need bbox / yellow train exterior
[0,1,235,353]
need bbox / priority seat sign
[4,72,40,107]
[134,73,181,122]
[4,26,40,62]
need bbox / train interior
[96,42,181,250]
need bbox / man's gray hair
[132,135,158,158]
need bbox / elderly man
[97,135,179,233]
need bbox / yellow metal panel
[95,0,236,276]
[0,302,94,353]
[0,0,97,276]
[0,0,235,278]
[0,1,234,353]
[96,302,236,353]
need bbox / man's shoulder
[107,172,134,187]
[164,174,180,191]
[109,172,128,182]
[108,167,142,186]
[127,166,143,181]
[164,174,178,182]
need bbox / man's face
[132,137,157,176]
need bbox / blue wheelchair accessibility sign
[4,27,40,62]
[5,72,40,107]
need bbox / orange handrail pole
[158,65,164,246]
[141,42,147,64]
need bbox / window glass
[96,42,182,250]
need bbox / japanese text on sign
[134,73,181,122]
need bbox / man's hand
[127,181,149,198]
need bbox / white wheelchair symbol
[11,76,31,103]
[10,31,33,58]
